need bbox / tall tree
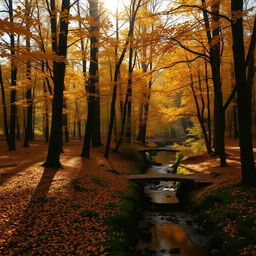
[0,64,10,147]
[23,0,33,147]
[6,0,18,151]
[104,0,143,158]
[43,0,71,168]
[230,0,256,186]
[81,0,101,157]
[201,0,226,166]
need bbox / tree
[23,0,33,147]
[43,0,71,168]
[104,0,143,158]
[201,0,226,165]
[0,64,10,147]
[230,0,256,186]
[81,0,101,157]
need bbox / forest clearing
[0,0,256,255]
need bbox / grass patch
[118,144,148,174]
[32,196,55,204]
[103,183,144,256]
[193,184,256,256]
[80,209,99,218]
[70,179,86,191]
[118,144,142,161]
[91,176,108,187]
[106,202,119,209]
[127,161,147,174]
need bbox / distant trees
[104,0,144,158]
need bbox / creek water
[135,150,209,256]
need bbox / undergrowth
[103,182,144,256]
[192,184,256,256]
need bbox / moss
[91,176,108,188]
[193,185,256,255]
[103,183,144,255]
[80,209,99,218]
[70,179,86,191]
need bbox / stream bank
[128,149,210,256]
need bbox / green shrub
[70,179,86,191]
[118,144,143,162]
[193,185,256,256]
[91,176,108,187]
[103,183,143,255]
[80,209,99,218]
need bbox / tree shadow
[2,167,59,254]
[0,143,48,186]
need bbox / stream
[134,150,209,256]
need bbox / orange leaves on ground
[0,141,133,255]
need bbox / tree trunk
[201,0,226,166]
[8,0,17,150]
[81,0,100,157]
[140,60,153,145]
[43,0,70,168]
[231,0,256,186]
[23,1,33,147]
[104,0,142,158]
[63,98,69,142]
[0,64,10,147]
[125,45,134,143]
[246,17,256,126]
[204,59,212,151]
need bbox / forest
[0,0,256,255]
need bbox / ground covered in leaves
[1,139,256,255]
[182,139,256,256]
[0,140,136,255]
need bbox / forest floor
[0,139,255,255]
[182,139,256,256]
[0,140,136,255]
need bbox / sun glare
[102,0,124,14]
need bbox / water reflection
[144,182,179,204]
[138,224,208,256]
[136,150,209,256]
[150,151,177,165]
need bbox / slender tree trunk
[125,45,134,143]
[16,112,20,141]
[43,81,50,142]
[42,62,50,142]
[231,0,256,186]
[201,0,226,166]
[140,60,153,145]
[8,0,17,150]
[204,59,212,150]
[114,90,129,152]
[81,0,100,157]
[24,0,33,147]
[63,98,69,142]
[104,0,142,157]
[188,65,211,154]
[0,64,10,147]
